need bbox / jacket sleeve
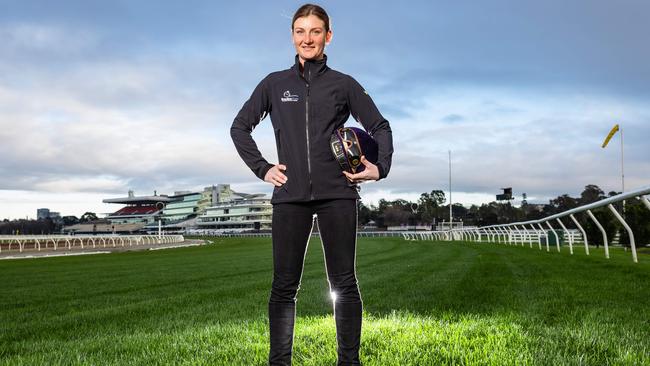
[346,76,394,179]
[230,76,275,180]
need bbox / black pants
[269,199,362,365]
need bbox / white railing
[0,235,185,253]
[187,231,410,239]
[405,185,650,263]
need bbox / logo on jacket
[281,90,300,102]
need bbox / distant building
[101,190,171,232]
[37,208,61,221]
[62,220,143,235]
[62,184,271,235]
[37,208,50,220]
[143,185,226,234]
[195,193,272,234]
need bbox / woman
[231,4,393,365]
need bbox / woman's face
[292,14,332,65]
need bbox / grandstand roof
[232,191,266,199]
[103,195,172,204]
[170,191,201,198]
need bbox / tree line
[0,212,99,235]
[358,184,650,246]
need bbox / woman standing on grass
[231,4,393,365]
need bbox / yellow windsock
[602,124,619,148]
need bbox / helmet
[330,127,378,174]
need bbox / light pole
[449,150,452,229]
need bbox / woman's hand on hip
[343,156,379,183]
[265,164,288,187]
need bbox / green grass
[1,237,649,365]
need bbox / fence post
[642,196,650,210]
[512,225,522,246]
[529,224,542,250]
[545,221,561,252]
[608,204,638,263]
[497,227,505,243]
[555,218,573,255]
[505,226,517,245]
[569,214,589,255]
[518,224,532,248]
[586,209,609,259]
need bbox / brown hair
[292,4,331,33]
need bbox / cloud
[379,87,650,202]
[441,114,464,124]
[0,22,98,54]
[0,52,260,195]
[1,0,649,220]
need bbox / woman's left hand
[343,156,380,183]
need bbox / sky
[1,0,649,219]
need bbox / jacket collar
[292,54,329,81]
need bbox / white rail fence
[403,185,650,263]
[0,235,185,253]
[191,231,407,239]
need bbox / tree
[418,190,446,226]
[580,184,605,205]
[357,202,372,225]
[79,212,98,223]
[62,216,80,226]
[549,194,579,213]
[618,197,650,247]
[577,208,618,248]
[383,206,411,226]
[476,202,499,226]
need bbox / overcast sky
[1,0,649,219]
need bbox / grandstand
[102,190,171,228]
[151,184,272,234]
[58,190,175,234]
[142,186,219,234]
[64,191,169,234]
[59,185,271,235]
[194,192,272,234]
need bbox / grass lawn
[1,237,649,365]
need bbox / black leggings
[269,199,361,305]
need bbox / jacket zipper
[305,67,313,199]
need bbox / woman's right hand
[264,164,288,187]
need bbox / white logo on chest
[281,90,300,102]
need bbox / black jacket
[231,55,393,204]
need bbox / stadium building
[103,190,171,226]
[62,185,270,235]
[64,190,170,234]
[193,190,272,234]
[143,185,230,234]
